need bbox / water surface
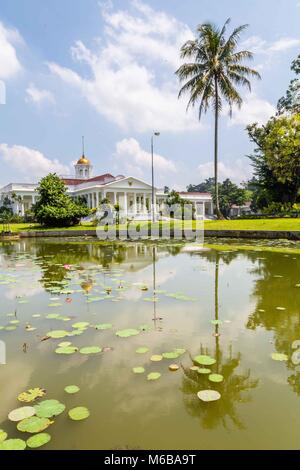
[0,237,300,450]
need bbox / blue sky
[0,0,300,189]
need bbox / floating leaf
[209,374,224,383]
[133,367,145,374]
[190,366,200,372]
[55,346,78,355]
[68,407,90,421]
[147,372,161,381]
[64,385,80,394]
[197,390,221,402]
[197,368,211,375]
[79,346,102,355]
[150,355,163,362]
[95,323,113,330]
[0,439,26,450]
[116,329,140,338]
[58,341,72,348]
[136,347,149,354]
[18,388,46,403]
[72,322,90,330]
[35,400,66,418]
[46,330,69,339]
[169,364,180,372]
[193,355,216,366]
[0,429,7,443]
[162,351,179,360]
[8,406,36,422]
[271,353,288,362]
[26,433,51,449]
[17,416,52,433]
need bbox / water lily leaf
[46,330,69,339]
[95,323,113,330]
[197,368,211,374]
[271,353,288,362]
[79,346,102,355]
[169,364,180,372]
[190,366,200,372]
[35,400,66,418]
[150,355,163,362]
[0,438,26,450]
[68,407,90,421]
[209,374,224,383]
[0,429,7,443]
[116,329,140,338]
[147,372,161,381]
[46,313,60,319]
[64,385,80,394]
[193,355,216,366]
[133,367,145,374]
[58,341,72,348]
[72,322,90,329]
[174,348,186,356]
[18,388,46,403]
[26,433,51,449]
[136,347,149,354]
[67,330,84,337]
[197,390,221,402]
[8,406,36,422]
[17,416,52,433]
[55,346,78,355]
[162,351,180,360]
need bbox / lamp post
[151,132,160,223]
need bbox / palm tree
[176,19,261,218]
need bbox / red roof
[62,174,116,186]
[179,192,211,196]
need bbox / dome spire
[82,135,85,157]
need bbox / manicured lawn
[5,218,300,233]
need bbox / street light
[151,131,160,223]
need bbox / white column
[113,192,117,205]
[96,192,99,207]
[143,193,147,213]
[124,192,128,216]
[133,192,137,216]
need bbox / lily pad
[17,416,52,433]
[169,364,180,372]
[95,323,113,330]
[133,367,145,374]
[197,390,221,402]
[150,355,163,362]
[64,385,80,394]
[197,368,211,375]
[0,429,7,443]
[58,341,72,348]
[8,406,36,422]
[35,400,66,418]
[55,346,78,355]
[147,372,161,381]
[136,347,149,354]
[26,433,51,449]
[79,346,102,355]
[46,330,69,339]
[193,355,216,366]
[18,387,46,403]
[162,351,179,360]
[68,406,90,421]
[0,438,26,450]
[116,329,140,338]
[271,353,288,362]
[72,322,90,330]
[209,374,224,383]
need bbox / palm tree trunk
[214,76,222,219]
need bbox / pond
[0,237,300,450]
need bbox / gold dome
[77,155,90,165]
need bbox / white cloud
[242,35,300,55]
[228,93,276,127]
[0,144,70,180]
[48,1,198,133]
[0,22,22,80]
[115,138,176,176]
[197,159,252,184]
[26,83,55,105]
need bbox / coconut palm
[176,19,261,218]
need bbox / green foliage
[247,115,300,207]
[187,178,215,194]
[34,174,90,227]
[277,55,300,115]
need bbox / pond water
[0,237,300,450]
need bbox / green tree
[187,177,215,193]
[176,19,260,218]
[277,55,300,115]
[247,115,300,205]
[218,178,247,217]
[34,173,90,227]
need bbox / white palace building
[0,152,213,219]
